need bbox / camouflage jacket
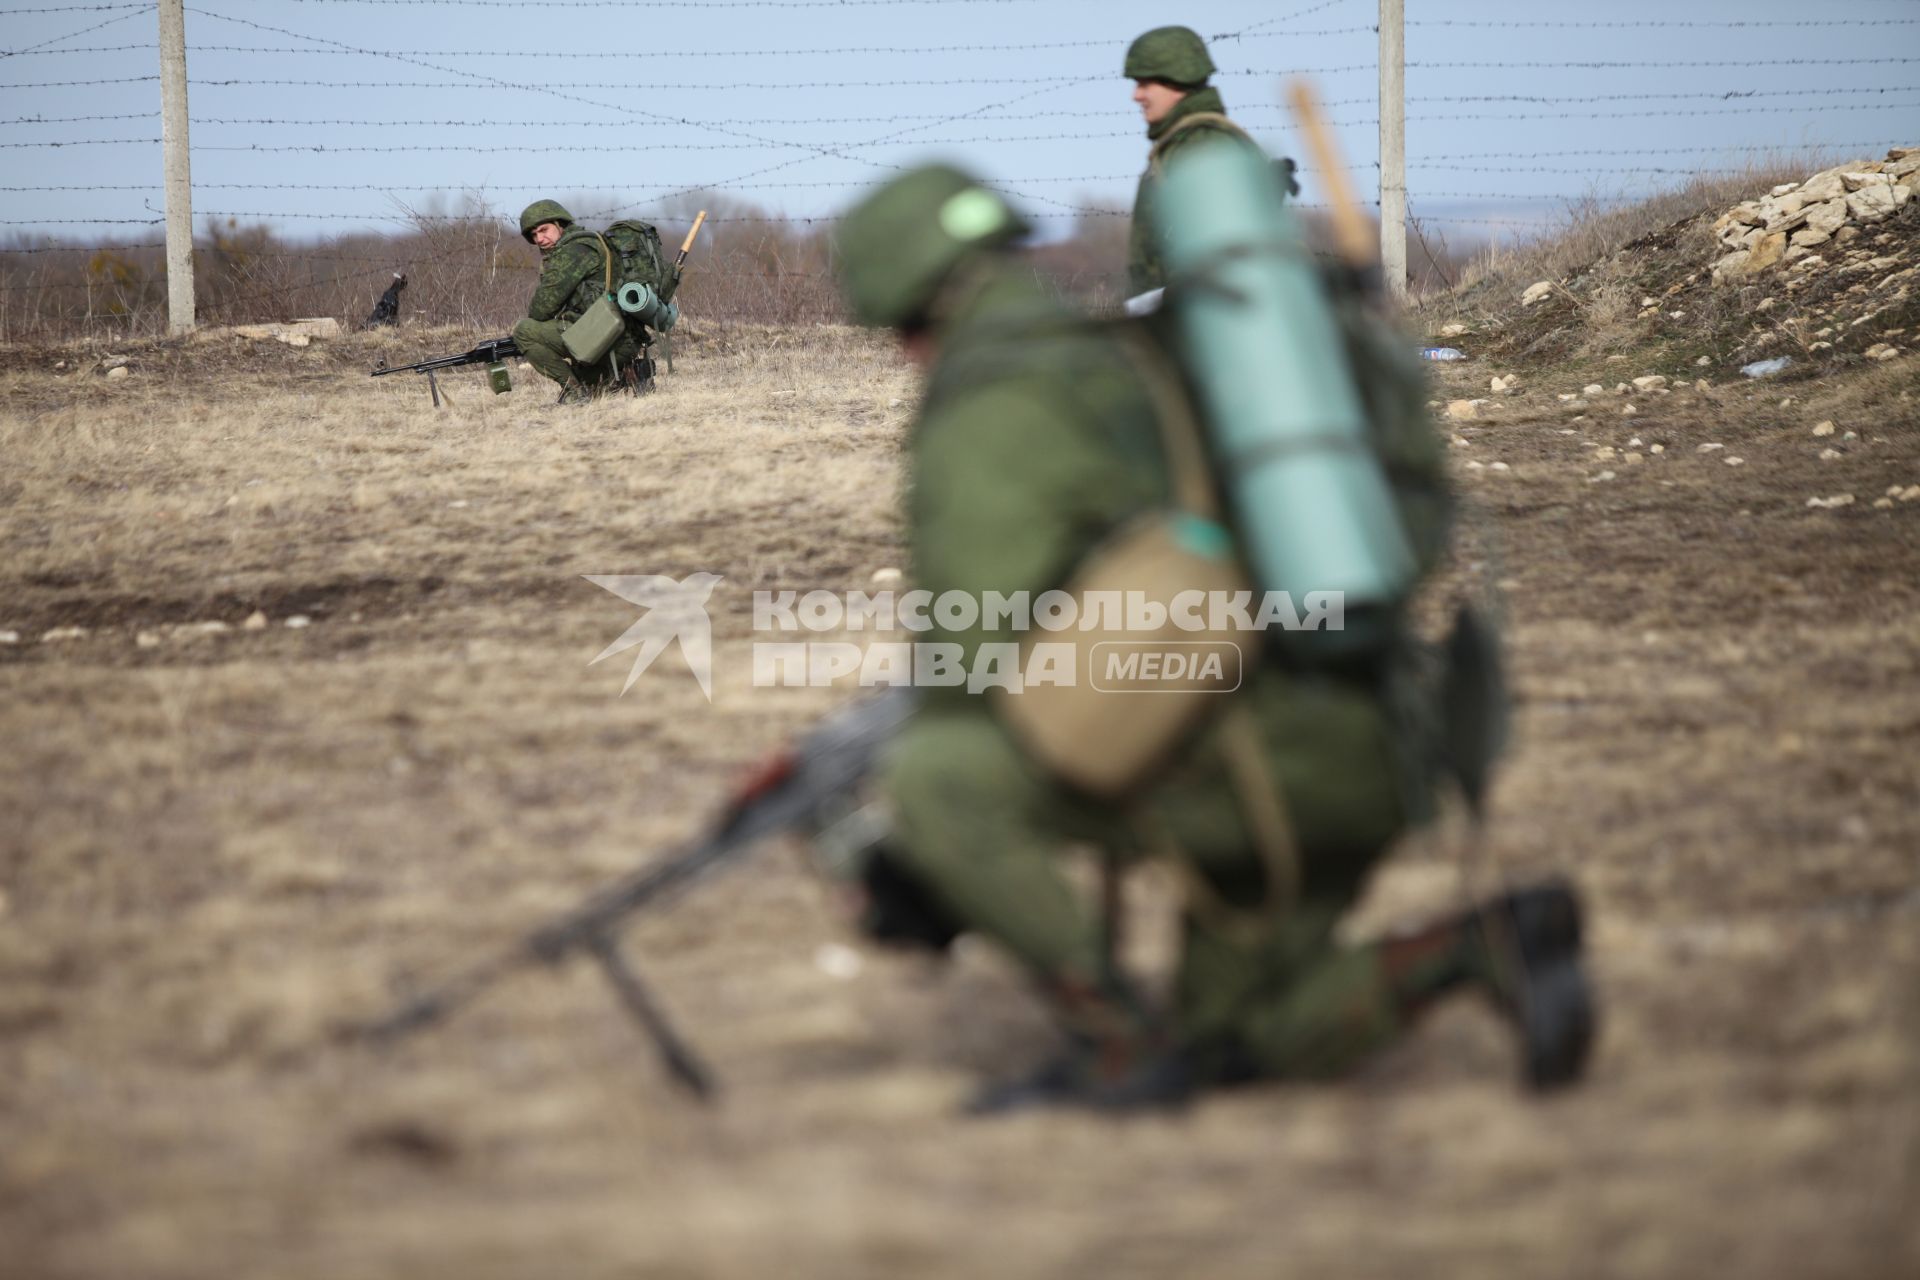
[910,265,1164,696]
[527,223,613,324]
[1127,87,1255,295]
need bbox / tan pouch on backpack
[995,510,1256,797]
[562,233,625,364]
[993,333,1257,798]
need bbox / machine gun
[370,336,520,407]
[355,689,916,1099]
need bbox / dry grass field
[2,267,1918,1278]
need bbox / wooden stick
[679,210,708,260]
[1285,81,1376,271]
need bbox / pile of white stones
[1711,147,1916,282]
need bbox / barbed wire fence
[1,0,1916,341]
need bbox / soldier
[513,199,646,404]
[833,165,1594,1112]
[1124,25,1296,297]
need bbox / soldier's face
[1132,79,1187,125]
[531,222,562,250]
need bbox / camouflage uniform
[512,199,641,393]
[834,166,1594,1110]
[1124,27,1292,296]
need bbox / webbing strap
[1148,111,1254,176]
[1112,327,1219,519]
[1111,328,1304,921]
[1218,705,1301,915]
[593,231,614,295]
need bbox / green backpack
[603,219,669,294]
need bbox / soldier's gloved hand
[854,848,963,954]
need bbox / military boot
[965,974,1193,1116]
[621,354,657,396]
[556,379,597,406]
[1375,878,1593,1090]
[1476,880,1594,1090]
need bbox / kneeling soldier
[832,165,1595,1112]
[515,199,646,404]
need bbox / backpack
[971,156,1459,799]
[1321,275,1451,581]
[602,219,669,294]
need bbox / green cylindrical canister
[1155,140,1417,653]
[616,281,680,332]
[486,361,511,394]
[616,281,656,315]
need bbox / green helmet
[519,198,573,243]
[1124,25,1215,86]
[835,165,1030,329]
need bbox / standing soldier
[514,199,646,404]
[832,165,1594,1112]
[1124,25,1296,297]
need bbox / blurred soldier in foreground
[514,199,649,404]
[1125,25,1297,296]
[832,165,1594,1112]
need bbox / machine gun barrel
[355,689,914,1097]
[370,336,520,377]
[370,336,521,405]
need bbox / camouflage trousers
[511,316,641,388]
[884,687,1462,1081]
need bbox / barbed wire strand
[1410,57,1920,69]
[1214,0,1351,43]
[0,7,141,58]
[1406,17,1920,29]
[14,188,1744,230]
[29,23,1920,62]
[10,29,1382,58]
[0,76,159,87]
[9,127,1913,154]
[87,43,1878,70]
[1,206,1592,258]
[1407,100,1920,122]
[21,141,1914,192]
[0,209,1148,227]
[4,101,1911,150]
[15,83,1920,129]
[279,0,1037,8]
[10,136,1908,191]
[19,51,1358,85]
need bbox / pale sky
[3,0,1917,245]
